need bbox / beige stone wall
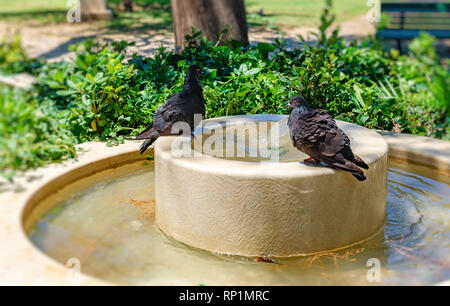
[155,116,389,257]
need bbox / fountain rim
[0,121,448,285]
[160,115,388,179]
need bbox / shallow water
[192,118,367,163]
[26,159,450,285]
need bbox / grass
[246,0,367,28]
[0,0,68,23]
[0,0,67,13]
[0,0,368,29]
[107,0,172,32]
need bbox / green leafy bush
[0,36,39,75]
[35,40,142,145]
[0,2,448,178]
[0,88,76,179]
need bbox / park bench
[377,2,450,50]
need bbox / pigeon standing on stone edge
[137,65,205,154]
[287,96,369,181]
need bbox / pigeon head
[188,64,203,77]
[288,96,310,109]
[183,64,204,94]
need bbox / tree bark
[123,0,133,12]
[171,0,249,48]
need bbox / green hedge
[0,7,448,179]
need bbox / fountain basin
[0,121,448,285]
[154,115,389,257]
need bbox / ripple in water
[27,160,450,285]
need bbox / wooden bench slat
[378,29,450,39]
[377,2,450,46]
[386,25,450,31]
[388,20,450,27]
[387,15,450,21]
[386,12,450,18]
[381,3,450,13]
[389,16,450,21]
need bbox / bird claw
[303,157,320,164]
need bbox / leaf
[44,81,66,89]
[256,42,277,59]
[56,90,76,96]
[76,56,88,71]
[91,120,97,131]
[86,73,95,83]
[244,68,261,77]
[206,68,217,79]
[107,62,115,74]
[353,84,366,109]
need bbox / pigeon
[287,96,369,181]
[137,64,205,154]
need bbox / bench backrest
[381,2,450,31]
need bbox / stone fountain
[154,115,388,257]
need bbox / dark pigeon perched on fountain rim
[287,96,369,181]
[137,64,205,154]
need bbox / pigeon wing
[153,107,184,134]
[150,94,186,134]
[312,110,348,156]
[292,110,347,157]
[136,124,155,140]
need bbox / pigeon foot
[303,157,321,164]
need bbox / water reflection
[27,159,450,285]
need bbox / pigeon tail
[136,124,154,140]
[352,172,367,181]
[352,153,369,170]
[140,137,156,155]
[137,127,160,154]
[327,158,368,182]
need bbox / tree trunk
[123,0,133,12]
[171,0,249,48]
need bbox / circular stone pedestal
[154,115,388,257]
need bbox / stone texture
[380,131,450,171]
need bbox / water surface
[27,159,450,285]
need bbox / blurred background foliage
[0,0,367,28]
